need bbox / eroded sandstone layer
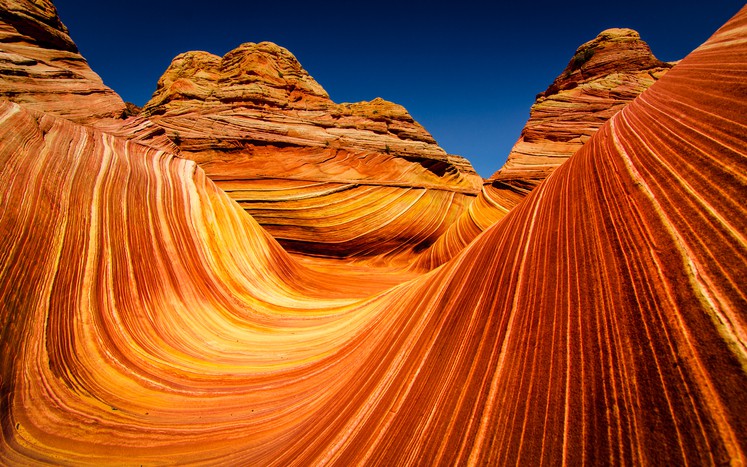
[1,5,746,465]
[414,27,674,269]
[141,42,482,259]
[495,27,673,183]
[0,0,125,123]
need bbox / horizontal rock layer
[141,42,481,259]
[1,6,746,465]
[0,0,125,123]
[495,27,673,183]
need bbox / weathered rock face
[142,42,482,259]
[494,27,673,183]
[1,6,746,464]
[143,43,331,113]
[142,42,478,183]
[0,0,125,123]
[414,28,674,269]
[122,101,141,117]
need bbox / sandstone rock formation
[141,42,482,259]
[0,0,125,123]
[122,101,141,117]
[414,27,674,269]
[495,27,673,184]
[1,2,746,465]
[0,0,479,263]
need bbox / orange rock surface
[496,27,673,184]
[0,0,125,123]
[415,28,674,269]
[141,42,482,259]
[1,3,746,466]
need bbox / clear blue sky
[53,1,744,177]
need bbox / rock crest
[141,41,472,174]
[414,27,675,269]
[0,0,125,123]
[494,27,673,183]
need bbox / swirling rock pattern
[412,178,532,270]
[1,4,746,466]
[141,42,482,259]
[0,0,125,123]
[91,115,179,155]
[414,28,674,270]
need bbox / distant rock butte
[0,0,125,123]
[122,101,141,117]
[142,42,478,186]
[413,27,674,269]
[495,27,673,183]
[142,42,482,259]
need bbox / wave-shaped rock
[0,3,746,465]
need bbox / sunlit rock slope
[1,3,746,466]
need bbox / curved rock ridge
[92,114,180,154]
[0,0,125,123]
[141,41,481,259]
[413,27,674,269]
[1,5,746,464]
[412,178,532,269]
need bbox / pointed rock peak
[541,27,672,98]
[220,41,329,100]
[338,97,416,123]
[596,27,640,40]
[492,27,674,183]
[170,50,222,69]
[151,51,221,92]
